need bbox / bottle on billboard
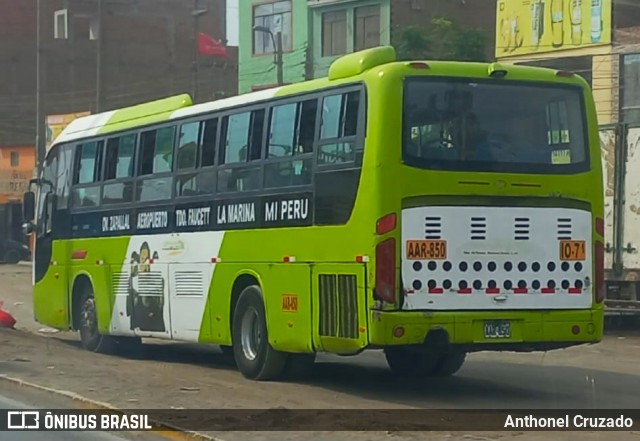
[571,0,583,45]
[531,0,545,48]
[591,0,603,43]
[551,0,564,47]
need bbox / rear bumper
[368,308,604,350]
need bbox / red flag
[198,32,229,57]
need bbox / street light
[253,25,283,86]
[192,2,209,102]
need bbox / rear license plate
[483,320,511,339]
[406,240,447,260]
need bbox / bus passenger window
[321,91,360,140]
[177,122,200,170]
[269,103,297,158]
[104,134,135,180]
[222,112,251,164]
[74,141,102,184]
[139,126,176,175]
[321,95,342,139]
[201,118,218,167]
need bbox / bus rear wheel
[232,285,287,381]
[384,346,466,377]
[77,291,115,354]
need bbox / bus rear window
[402,78,589,174]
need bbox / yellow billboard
[45,111,91,151]
[496,0,611,58]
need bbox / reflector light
[376,213,397,235]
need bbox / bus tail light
[376,213,397,235]
[375,238,396,304]
[595,241,605,304]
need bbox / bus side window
[103,133,136,205]
[218,109,263,193]
[175,119,217,197]
[264,98,316,189]
[71,140,103,208]
[318,91,360,165]
[137,126,176,202]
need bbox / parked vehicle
[0,238,31,264]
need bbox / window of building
[10,151,19,167]
[253,1,292,55]
[322,10,347,57]
[354,5,380,51]
[621,54,640,124]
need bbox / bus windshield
[402,77,589,174]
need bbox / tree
[392,18,489,62]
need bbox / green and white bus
[23,46,605,380]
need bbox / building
[0,145,35,243]
[0,0,238,149]
[495,0,640,126]
[239,0,497,93]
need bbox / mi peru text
[42,412,152,430]
[505,414,633,429]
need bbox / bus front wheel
[232,285,287,381]
[77,290,115,354]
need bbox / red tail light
[376,213,397,235]
[595,241,605,303]
[375,238,396,304]
[595,217,604,237]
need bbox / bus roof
[47,46,587,152]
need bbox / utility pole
[35,0,43,172]
[95,0,104,112]
[275,31,283,86]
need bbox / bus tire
[283,353,316,380]
[384,346,439,377]
[431,350,466,377]
[232,285,287,381]
[77,290,115,354]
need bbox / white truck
[600,124,640,320]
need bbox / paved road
[0,389,168,441]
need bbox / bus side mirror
[23,191,35,223]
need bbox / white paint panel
[401,206,593,310]
[52,111,117,146]
[170,88,282,120]
[109,231,225,342]
[622,127,640,271]
[600,128,616,270]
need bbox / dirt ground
[1,263,639,441]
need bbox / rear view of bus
[370,54,604,376]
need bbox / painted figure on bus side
[126,241,166,333]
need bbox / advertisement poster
[496,0,611,58]
[45,111,91,152]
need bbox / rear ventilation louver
[175,271,203,296]
[557,218,572,240]
[471,217,487,240]
[514,217,530,241]
[318,274,358,339]
[425,216,442,239]
[112,272,129,297]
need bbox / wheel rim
[240,307,261,361]
[80,298,99,341]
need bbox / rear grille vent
[557,218,572,240]
[470,217,486,240]
[318,274,358,339]
[424,216,442,239]
[514,217,530,241]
